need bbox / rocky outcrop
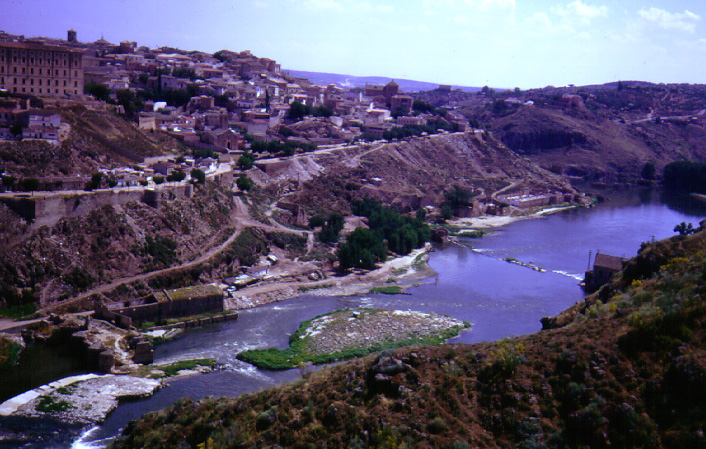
[6,374,161,424]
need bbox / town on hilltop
[0,28,471,191]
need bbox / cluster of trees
[663,161,706,193]
[236,175,252,191]
[237,152,255,170]
[288,100,333,121]
[441,187,476,219]
[249,137,316,156]
[310,213,344,243]
[143,235,178,268]
[382,119,459,141]
[337,199,430,270]
[84,82,199,121]
[412,99,448,117]
[190,168,206,184]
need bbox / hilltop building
[0,40,84,98]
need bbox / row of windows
[0,52,81,66]
[0,66,80,77]
[0,77,79,87]
[0,59,80,68]
[3,86,79,95]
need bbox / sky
[4,0,706,88]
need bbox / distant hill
[285,69,480,93]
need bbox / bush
[337,228,387,270]
[427,417,447,434]
[317,213,344,243]
[190,168,206,184]
[308,215,326,228]
[166,170,186,182]
[143,235,178,267]
[237,153,254,170]
[236,175,252,191]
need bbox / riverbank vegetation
[337,199,430,270]
[663,160,706,193]
[237,308,469,370]
[112,225,706,449]
[138,358,216,378]
[0,335,23,369]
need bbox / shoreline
[225,205,582,313]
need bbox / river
[2,188,705,448]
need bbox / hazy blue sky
[4,0,705,88]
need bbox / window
[39,68,42,75]
[21,67,25,74]
[30,68,33,74]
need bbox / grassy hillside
[110,227,706,448]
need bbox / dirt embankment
[253,131,575,216]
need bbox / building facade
[0,41,84,98]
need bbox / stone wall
[0,184,194,227]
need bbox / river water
[2,188,705,448]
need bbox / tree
[213,51,228,62]
[641,162,656,180]
[9,123,22,137]
[20,178,40,193]
[116,89,144,120]
[167,170,186,182]
[674,222,696,236]
[317,213,345,243]
[2,175,16,190]
[191,168,206,184]
[237,175,252,191]
[237,152,255,170]
[308,215,326,228]
[153,175,164,185]
[84,82,110,102]
[288,100,310,121]
[441,204,454,220]
[337,228,387,270]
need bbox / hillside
[0,181,241,309]
[0,105,179,178]
[284,70,479,92]
[273,131,575,215]
[111,225,706,449]
[415,82,706,182]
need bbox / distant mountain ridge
[285,69,480,93]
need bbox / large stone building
[0,41,84,98]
